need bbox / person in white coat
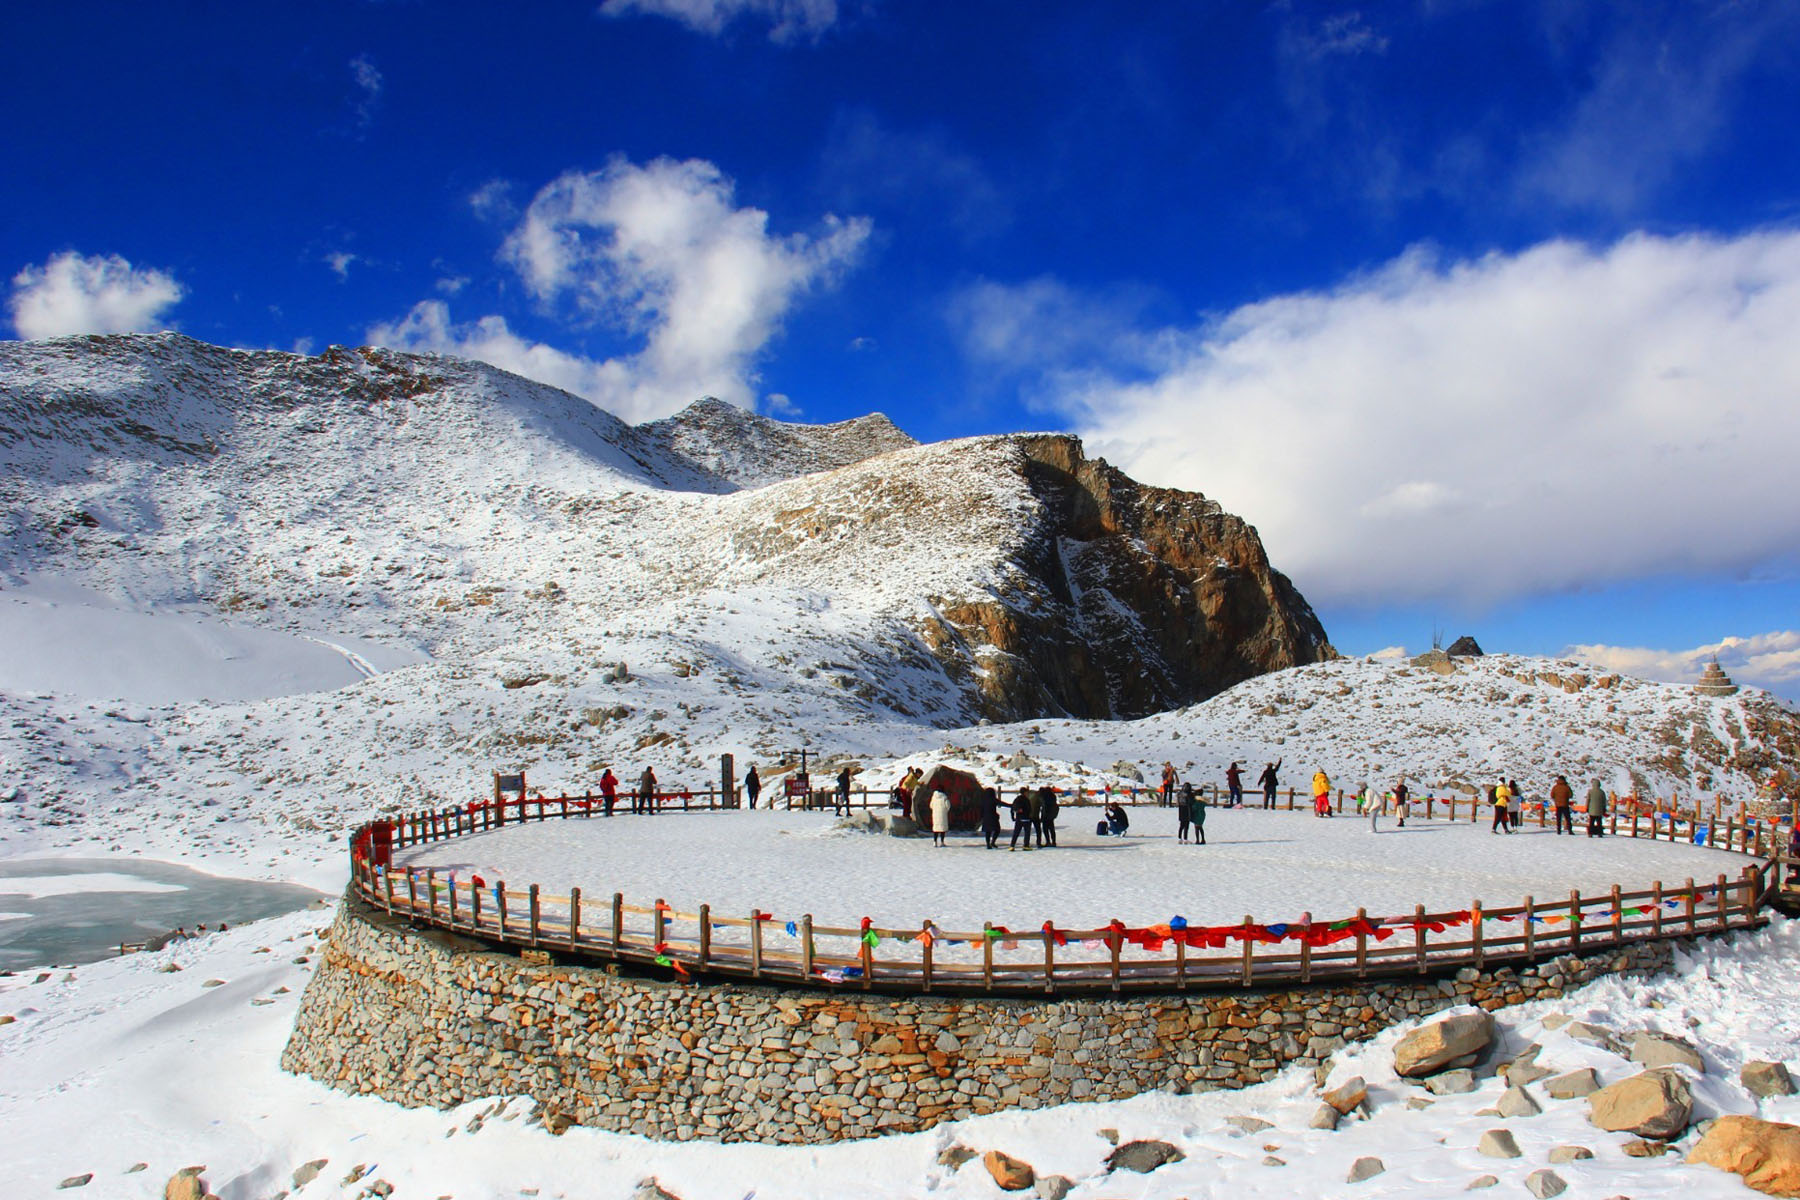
[929,789,951,848]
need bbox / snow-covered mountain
[0,333,1794,888]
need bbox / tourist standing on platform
[1037,785,1058,847]
[1160,763,1178,807]
[1259,759,1282,808]
[930,788,951,847]
[1312,769,1332,817]
[835,767,852,815]
[1490,781,1510,833]
[1367,782,1381,832]
[1226,761,1244,807]
[1189,786,1207,845]
[1010,788,1037,850]
[1393,778,1410,827]
[1586,781,1608,837]
[1178,782,1195,842]
[1551,775,1574,833]
[637,766,657,815]
[1507,779,1525,829]
[600,767,619,816]
[979,786,1002,848]
[744,765,761,809]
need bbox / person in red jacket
[599,768,618,816]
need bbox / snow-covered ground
[396,806,1752,932]
[4,903,1798,1199]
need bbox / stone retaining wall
[282,896,1676,1144]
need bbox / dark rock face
[926,435,1334,722]
[1447,636,1485,657]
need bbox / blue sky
[5,1,1800,695]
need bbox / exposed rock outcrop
[929,435,1334,721]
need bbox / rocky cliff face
[921,434,1335,722]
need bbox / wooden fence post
[801,914,815,979]
[1413,904,1427,974]
[922,920,934,993]
[1716,873,1729,931]
[1523,895,1535,962]
[528,884,541,947]
[1355,907,1368,978]
[1685,877,1697,935]
[751,910,764,980]
[698,903,711,970]
[1241,915,1255,986]
[611,892,624,957]
[653,897,667,948]
[569,887,582,946]
[984,921,996,991]
[1610,884,1622,944]
[1651,880,1663,939]
[449,874,460,929]
[469,878,481,930]
[1568,889,1581,953]
[496,882,509,937]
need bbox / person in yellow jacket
[1312,770,1332,817]
[1491,780,1512,833]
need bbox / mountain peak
[636,396,916,490]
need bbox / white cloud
[1368,645,1408,661]
[350,55,383,127]
[369,156,869,423]
[468,179,518,224]
[325,251,358,280]
[1571,632,1800,692]
[982,230,1800,607]
[8,251,184,339]
[598,0,841,42]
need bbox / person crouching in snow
[1105,801,1129,836]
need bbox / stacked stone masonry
[282,896,1680,1144]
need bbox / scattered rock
[1502,1045,1553,1087]
[1425,1070,1478,1095]
[59,1176,92,1190]
[126,1164,148,1174]
[1105,1140,1185,1174]
[1687,1115,1800,1197]
[1097,1128,1119,1146]
[1478,1129,1522,1158]
[1545,1069,1601,1099]
[1630,1032,1705,1073]
[1548,1145,1595,1163]
[1034,1175,1073,1200]
[201,979,226,988]
[1622,1139,1669,1158]
[292,1159,329,1189]
[631,1179,681,1200]
[1542,1013,1572,1031]
[1310,1104,1342,1131]
[982,1150,1035,1191]
[164,1167,207,1200]
[1564,1022,1623,1054]
[1588,1068,1694,1139]
[1263,1155,1286,1166]
[1466,1175,1498,1190]
[1225,1116,1274,1133]
[1524,1168,1568,1198]
[1395,1011,1496,1077]
[1346,1157,1386,1182]
[935,1144,976,1170]
[1744,1061,1798,1099]
[1324,1075,1369,1115]
[1406,1098,1435,1110]
[1498,1085,1543,1118]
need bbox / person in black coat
[1010,788,1036,850]
[979,787,1002,849]
[1036,785,1058,847]
[835,767,852,815]
[1258,759,1282,809]
[744,765,761,809]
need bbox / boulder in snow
[1545,1068,1601,1099]
[1104,1140,1184,1174]
[1477,1129,1521,1158]
[1395,1011,1496,1077]
[981,1150,1035,1191]
[1346,1157,1385,1182]
[1524,1168,1567,1198]
[1687,1115,1800,1197]
[1743,1061,1797,1099]
[1629,1031,1704,1073]
[1587,1068,1693,1139]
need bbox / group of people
[1493,775,1610,837]
[596,766,661,815]
[1160,759,1285,809]
[974,786,1060,850]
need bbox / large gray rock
[1310,1104,1342,1131]
[292,1160,329,1190]
[1346,1157,1386,1182]
[1395,1012,1497,1077]
[1034,1176,1073,1200]
[1630,1032,1705,1074]
[1502,1045,1553,1087]
[1497,1085,1543,1118]
[1478,1129,1521,1158]
[1587,1068,1694,1139]
[1524,1169,1568,1198]
[1564,1022,1623,1054]
[1545,1069,1601,1099]
[1743,1060,1797,1099]
[1424,1069,1478,1095]
[1105,1140,1185,1174]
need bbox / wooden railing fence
[347,786,1783,997]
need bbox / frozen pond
[0,858,329,969]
